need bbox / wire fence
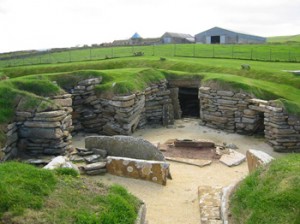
[1,44,300,68]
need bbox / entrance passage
[211,36,220,44]
[178,88,199,118]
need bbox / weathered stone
[113,94,136,101]
[86,168,107,175]
[198,186,222,223]
[106,156,170,185]
[166,157,212,167]
[217,99,237,105]
[35,110,66,118]
[219,149,245,167]
[84,154,102,164]
[174,139,215,148]
[246,149,274,173]
[19,127,64,139]
[85,136,165,161]
[217,90,234,97]
[78,77,102,86]
[92,148,108,158]
[248,98,268,105]
[109,99,135,108]
[24,121,61,128]
[53,98,72,107]
[81,161,107,171]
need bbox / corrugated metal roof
[163,32,194,39]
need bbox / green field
[268,34,300,43]
[1,43,300,68]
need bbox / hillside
[267,34,300,43]
[230,154,300,224]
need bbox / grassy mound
[230,154,300,224]
[0,162,140,224]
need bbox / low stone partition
[106,156,170,185]
[199,86,300,152]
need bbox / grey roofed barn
[195,27,266,44]
[161,32,195,44]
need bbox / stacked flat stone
[71,78,103,133]
[1,122,18,160]
[16,94,73,156]
[199,87,252,132]
[199,87,300,152]
[264,102,300,152]
[144,80,174,125]
[70,78,174,135]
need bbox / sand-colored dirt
[72,118,284,224]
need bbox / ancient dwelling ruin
[1,76,300,161]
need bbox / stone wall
[1,122,18,161]
[71,78,174,135]
[199,87,300,152]
[17,94,73,156]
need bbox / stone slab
[219,149,246,167]
[85,136,165,161]
[174,139,215,148]
[246,149,274,173]
[166,157,212,167]
[106,156,170,185]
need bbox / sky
[0,0,300,53]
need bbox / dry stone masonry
[2,76,300,160]
[199,87,300,152]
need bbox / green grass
[0,162,141,224]
[0,56,299,126]
[0,162,57,218]
[1,43,300,68]
[230,154,300,224]
[268,34,300,43]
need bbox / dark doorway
[253,112,265,136]
[211,36,220,44]
[178,88,200,118]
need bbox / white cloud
[0,0,300,52]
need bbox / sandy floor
[72,118,284,224]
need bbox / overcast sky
[0,0,299,53]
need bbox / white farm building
[195,27,266,44]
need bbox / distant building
[129,32,143,45]
[112,39,130,46]
[195,27,266,44]
[161,32,195,44]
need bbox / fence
[1,43,300,68]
